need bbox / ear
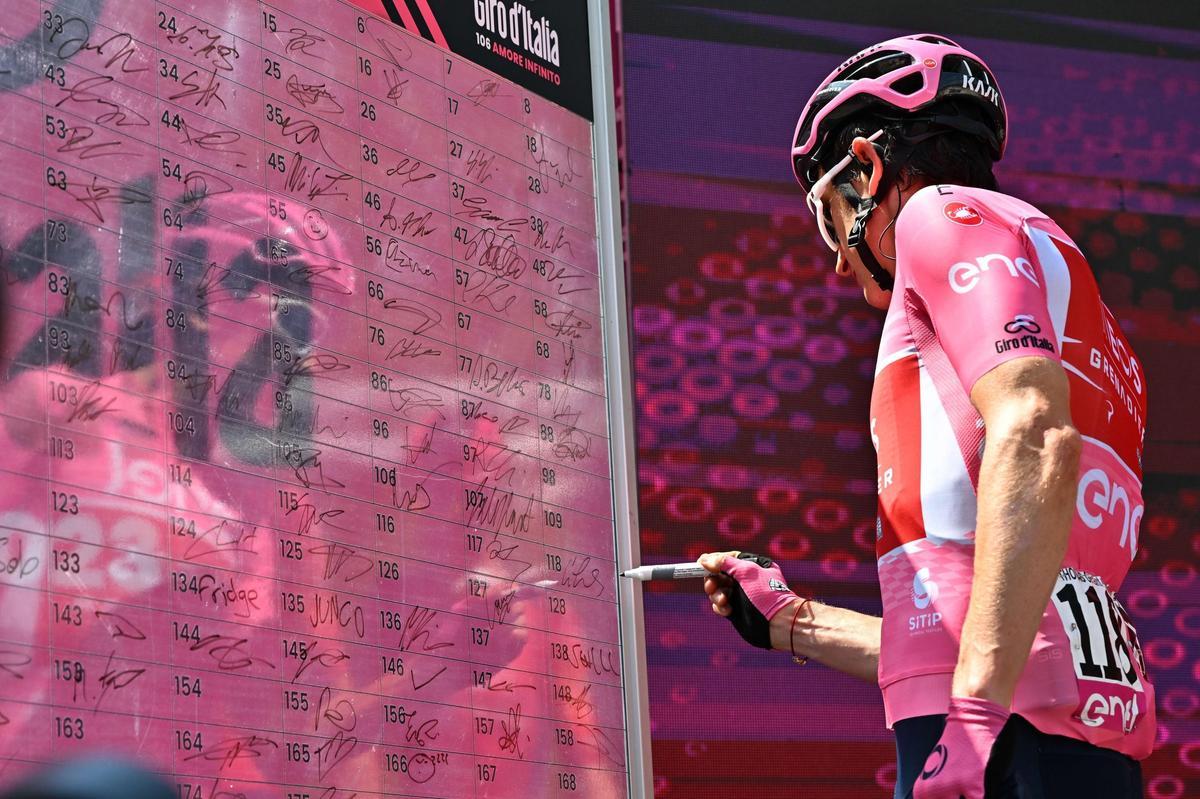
[834,251,851,276]
[851,136,884,198]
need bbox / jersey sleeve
[895,186,1061,395]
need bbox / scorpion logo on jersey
[943,201,982,226]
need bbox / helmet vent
[835,51,912,82]
[914,34,957,46]
[944,55,995,84]
[890,73,924,96]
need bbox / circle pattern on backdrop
[630,196,1200,797]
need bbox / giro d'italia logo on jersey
[995,314,1056,355]
[1004,314,1040,334]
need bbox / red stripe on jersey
[1050,238,1147,477]
[872,353,925,556]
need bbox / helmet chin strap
[842,140,895,292]
[845,195,895,292]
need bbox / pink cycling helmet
[791,33,1007,192]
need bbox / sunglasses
[805,129,884,252]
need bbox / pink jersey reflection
[0,0,623,793]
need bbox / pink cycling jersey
[873,184,1154,759]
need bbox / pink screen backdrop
[619,4,1200,797]
[0,0,632,796]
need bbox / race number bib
[1052,568,1145,690]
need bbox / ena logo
[1080,692,1141,733]
[947,253,1039,294]
[961,74,1001,106]
[1076,468,1144,560]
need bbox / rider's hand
[698,551,799,649]
[910,696,1010,799]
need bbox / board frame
[585,0,653,796]
[0,0,649,791]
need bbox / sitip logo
[912,567,938,609]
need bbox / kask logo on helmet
[961,73,1001,106]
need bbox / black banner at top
[372,0,594,121]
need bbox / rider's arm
[773,597,882,683]
[897,187,1079,706]
[956,357,1080,704]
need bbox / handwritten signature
[181,519,260,562]
[184,735,278,770]
[498,704,526,759]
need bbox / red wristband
[789,598,810,665]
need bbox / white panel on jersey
[918,364,977,540]
[1023,224,1073,347]
[875,306,918,377]
[875,345,918,377]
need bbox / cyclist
[700,34,1152,798]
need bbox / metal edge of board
[586,0,652,796]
